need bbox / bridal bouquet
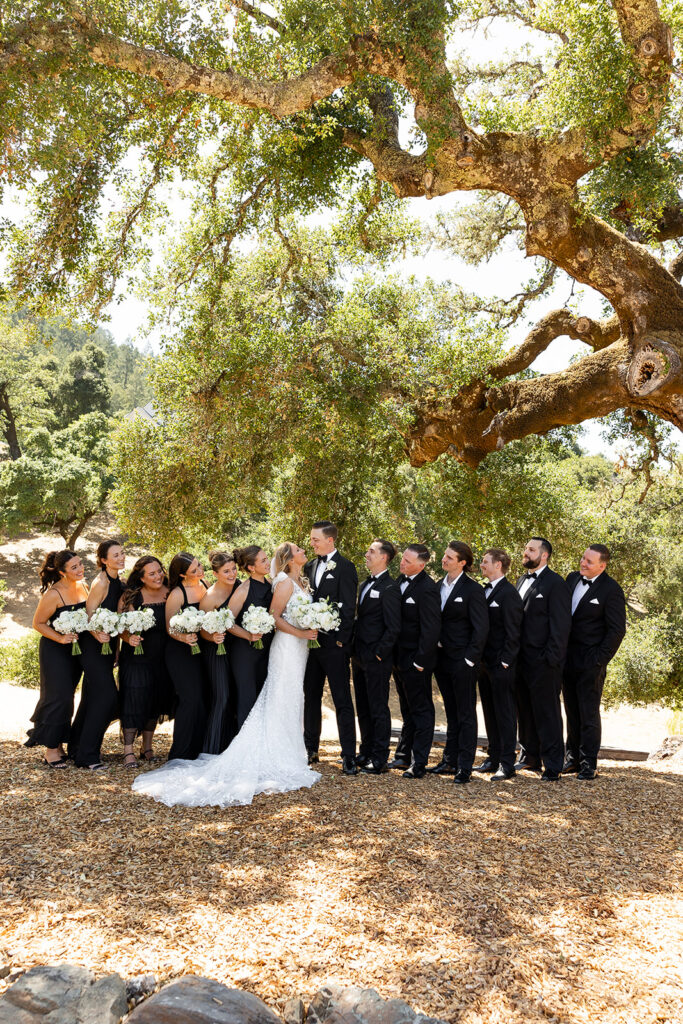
[119,606,157,656]
[52,607,90,655]
[169,607,206,654]
[294,598,341,648]
[241,605,275,649]
[201,607,236,655]
[87,607,121,655]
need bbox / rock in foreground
[0,964,127,1024]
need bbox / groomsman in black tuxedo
[474,548,523,780]
[352,539,401,775]
[428,541,488,784]
[515,537,571,781]
[563,544,626,780]
[303,520,359,776]
[388,544,441,779]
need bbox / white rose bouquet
[201,607,236,655]
[169,606,206,654]
[87,607,121,655]
[52,607,90,655]
[294,598,341,648]
[119,606,157,656]
[241,605,275,649]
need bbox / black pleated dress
[69,571,124,767]
[25,596,85,750]
[166,583,207,760]
[119,597,174,732]
[230,578,273,730]
[200,583,238,754]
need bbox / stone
[0,967,10,980]
[307,985,448,1024]
[283,997,305,1024]
[126,974,158,1007]
[127,977,283,1023]
[0,964,127,1024]
[648,735,683,764]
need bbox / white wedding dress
[132,573,320,807]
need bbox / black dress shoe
[514,759,542,772]
[453,769,471,784]
[491,767,516,781]
[472,759,498,773]
[402,764,426,779]
[562,759,579,774]
[361,761,388,775]
[387,758,411,770]
[541,770,561,782]
[354,754,371,769]
[341,756,359,776]
[307,750,319,765]
[577,765,598,780]
[426,760,456,775]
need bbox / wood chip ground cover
[0,738,681,1024]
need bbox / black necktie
[524,572,537,581]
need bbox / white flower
[87,607,121,637]
[119,607,157,635]
[202,607,236,634]
[241,606,276,636]
[326,560,337,571]
[169,607,206,635]
[53,608,89,636]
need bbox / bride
[132,542,321,807]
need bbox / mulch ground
[1,736,681,1024]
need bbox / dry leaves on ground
[1,737,681,1024]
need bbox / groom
[303,521,359,775]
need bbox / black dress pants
[392,662,435,767]
[516,655,564,775]
[434,654,478,771]
[478,662,517,772]
[562,648,606,770]
[303,644,356,759]
[352,654,392,764]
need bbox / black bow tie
[319,554,328,563]
[484,582,492,590]
[524,572,538,581]
[397,574,407,583]
[580,576,593,585]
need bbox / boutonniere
[326,560,337,571]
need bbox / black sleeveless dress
[69,570,123,767]
[166,582,207,760]
[25,595,85,749]
[200,582,238,754]
[230,578,273,730]
[119,595,173,732]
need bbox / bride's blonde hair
[272,542,295,577]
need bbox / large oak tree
[1,1,682,466]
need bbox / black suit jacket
[482,576,523,669]
[353,571,401,663]
[437,572,489,664]
[394,570,441,672]
[304,551,358,647]
[516,566,571,668]
[566,570,626,666]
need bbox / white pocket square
[535,593,544,599]
[454,596,463,602]
[369,589,380,598]
[406,596,416,604]
[490,601,499,608]
[590,597,600,604]
[326,573,335,579]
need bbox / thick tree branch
[614,201,683,243]
[489,309,621,380]
[229,1,286,35]
[669,251,683,281]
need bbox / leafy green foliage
[0,632,41,688]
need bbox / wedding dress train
[132,573,320,807]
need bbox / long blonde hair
[272,542,295,578]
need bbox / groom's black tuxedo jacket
[437,572,488,664]
[304,552,358,647]
[565,570,626,667]
[353,571,401,664]
[482,576,523,670]
[515,567,571,668]
[394,570,441,673]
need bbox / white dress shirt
[572,576,594,614]
[518,562,547,600]
[315,548,338,588]
[484,575,504,593]
[360,568,387,603]
[440,571,463,610]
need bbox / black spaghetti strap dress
[200,582,238,754]
[166,582,207,760]
[25,594,85,749]
[119,595,173,733]
[230,578,273,730]
[69,570,123,767]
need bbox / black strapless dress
[119,597,174,731]
[166,583,207,760]
[200,583,238,754]
[230,578,273,730]
[25,597,85,749]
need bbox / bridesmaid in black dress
[25,550,88,767]
[165,552,208,760]
[118,556,172,768]
[200,550,239,754]
[69,539,125,769]
[228,545,273,730]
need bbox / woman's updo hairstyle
[121,556,168,611]
[168,552,196,590]
[233,545,262,573]
[96,539,123,569]
[209,550,236,573]
[39,550,78,593]
[272,542,295,577]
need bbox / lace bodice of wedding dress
[132,572,320,807]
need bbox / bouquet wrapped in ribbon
[201,607,236,655]
[52,607,90,655]
[241,605,275,650]
[293,598,341,648]
[87,607,121,655]
[169,606,206,655]
[119,606,157,656]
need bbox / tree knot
[627,337,681,397]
